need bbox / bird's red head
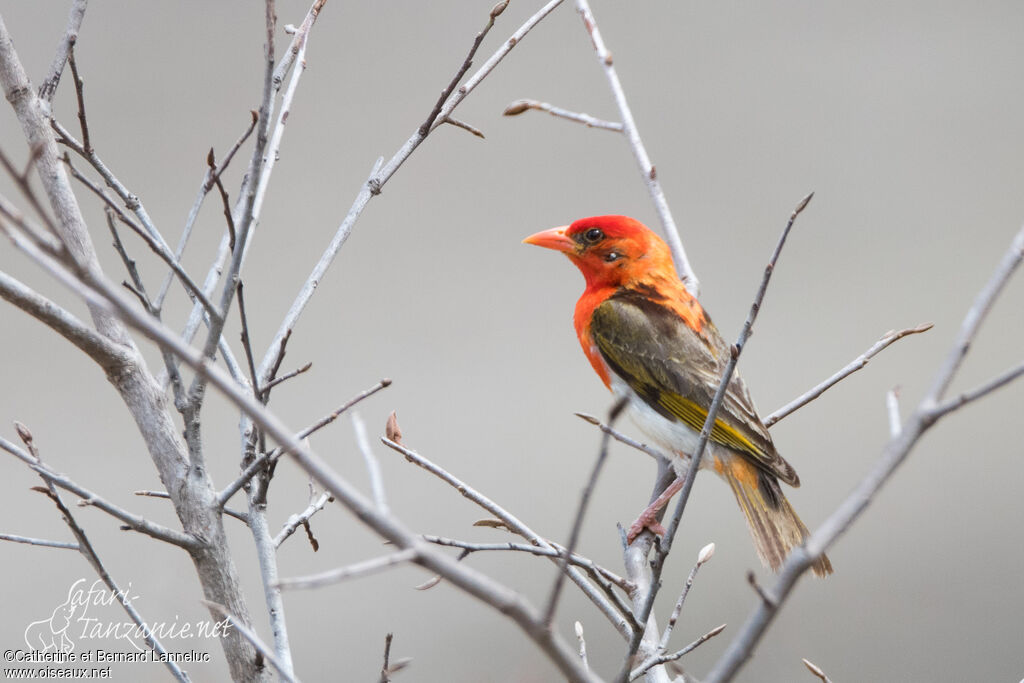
[523,215,677,290]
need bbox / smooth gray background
[2,2,1023,681]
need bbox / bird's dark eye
[583,228,604,244]
[604,251,621,262]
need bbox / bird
[523,215,832,576]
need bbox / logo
[24,579,230,653]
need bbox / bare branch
[660,543,715,652]
[544,398,626,627]
[7,445,199,549]
[273,489,331,549]
[260,361,312,397]
[504,98,623,131]
[378,632,412,683]
[422,535,632,593]
[66,46,91,154]
[0,533,78,550]
[927,226,1024,402]
[575,412,666,460]
[38,0,89,103]
[630,624,726,681]
[273,0,326,90]
[217,378,392,507]
[247,490,295,677]
[135,490,249,523]
[764,323,933,427]
[60,148,222,320]
[383,436,634,639]
[442,116,486,138]
[203,601,301,683]
[379,632,394,683]
[276,549,419,591]
[155,111,258,311]
[418,0,508,136]
[574,0,696,294]
[236,281,260,394]
[0,268,128,372]
[932,359,1024,419]
[352,411,388,512]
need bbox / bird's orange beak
[522,226,574,253]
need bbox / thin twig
[932,359,1024,419]
[67,45,91,154]
[746,571,775,607]
[203,601,301,683]
[764,323,933,427]
[0,533,78,550]
[247,484,295,676]
[236,281,260,395]
[211,153,237,250]
[630,624,726,681]
[504,98,623,131]
[353,411,388,512]
[135,489,249,524]
[544,398,626,627]
[575,412,666,460]
[0,436,198,549]
[383,436,635,640]
[660,543,715,652]
[260,361,312,397]
[421,535,632,592]
[105,207,151,309]
[273,0,326,90]
[276,549,418,590]
[418,0,508,136]
[61,151,222,320]
[442,116,486,138]
[273,489,330,548]
[38,0,89,103]
[379,632,394,683]
[217,378,392,507]
[574,0,696,294]
[155,111,258,311]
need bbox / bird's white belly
[609,375,714,474]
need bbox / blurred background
[2,1,1023,681]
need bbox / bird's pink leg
[626,476,685,544]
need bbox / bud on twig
[698,542,715,565]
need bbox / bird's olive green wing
[590,291,799,486]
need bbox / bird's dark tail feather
[721,460,832,577]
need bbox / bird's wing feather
[590,292,799,486]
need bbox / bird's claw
[625,514,666,545]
